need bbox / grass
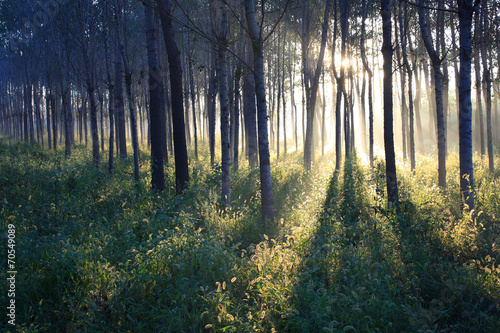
[1,138,499,332]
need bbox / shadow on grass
[285,156,500,332]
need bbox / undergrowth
[0,138,499,332]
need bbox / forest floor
[1,138,500,332]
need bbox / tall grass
[1,138,499,332]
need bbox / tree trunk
[244,66,258,168]
[474,10,485,155]
[382,0,399,210]
[87,85,100,167]
[51,93,57,151]
[187,35,198,161]
[157,0,190,193]
[208,45,217,167]
[63,87,72,158]
[216,2,231,206]
[233,44,243,171]
[108,88,115,174]
[145,2,165,190]
[114,45,127,159]
[244,0,275,223]
[480,0,494,172]
[303,0,332,170]
[400,1,416,171]
[46,93,52,150]
[457,0,476,211]
[418,0,446,190]
[121,46,141,184]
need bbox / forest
[0,0,500,331]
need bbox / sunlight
[342,58,350,68]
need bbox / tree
[457,0,478,210]
[398,0,415,171]
[157,0,190,193]
[480,0,494,172]
[244,0,275,223]
[302,0,332,170]
[418,0,446,190]
[243,54,258,168]
[211,0,231,205]
[382,0,399,210]
[144,1,165,191]
[361,0,375,168]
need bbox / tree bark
[244,65,258,168]
[215,1,231,206]
[480,0,494,172]
[474,10,485,155]
[208,45,217,167]
[114,45,127,159]
[382,0,399,211]
[157,0,190,193]
[244,0,275,223]
[457,0,477,210]
[145,2,165,190]
[418,0,446,190]
[303,0,332,170]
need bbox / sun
[342,58,350,68]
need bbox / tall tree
[480,0,494,172]
[302,0,332,170]
[157,0,190,193]
[144,1,165,191]
[244,0,275,223]
[418,0,446,190]
[382,0,399,210]
[243,58,258,168]
[361,0,374,167]
[212,0,231,206]
[457,0,478,210]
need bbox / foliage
[1,139,499,332]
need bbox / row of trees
[1,0,499,218]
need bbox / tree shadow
[285,157,500,332]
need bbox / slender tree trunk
[276,30,281,159]
[244,66,258,168]
[145,2,165,190]
[289,43,298,151]
[233,44,242,171]
[382,0,399,210]
[474,10,485,155]
[63,87,72,158]
[87,85,100,166]
[480,0,494,172]
[414,65,424,152]
[46,93,52,150]
[208,45,217,167]
[361,0,374,167]
[303,0,332,170]
[216,2,231,206]
[99,92,105,151]
[51,94,57,151]
[457,0,476,210]
[321,72,326,156]
[158,0,190,193]
[400,1,416,171]
[187,35,198,160]
[244,0,275,223]
[395,13,407,160]
[121,47,141,184]
[282,38,287,155]
[114,45,127,159]
[418,0,447,190]
[33,85,43,146]
[108,88,115,174]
